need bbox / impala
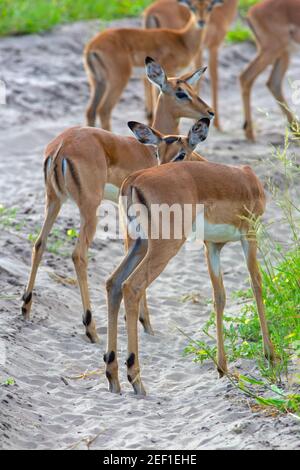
[84,0,215,131]
[240,0,300,141]
[21,63,213,343]
[104,121,275,395]
[144,0,238,130]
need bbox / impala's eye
[175,90,189,100]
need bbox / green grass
[0,203,79,257]
[0,0,260,39]
[226,20,253,43]
[185,127,300,416]
[0,0,152,36]
[238,0,260,16]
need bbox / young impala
[84,0,216,131]
[240,0,300,141]
[144,0,238,129]
[104,121,275,395]
[21,62,213,344]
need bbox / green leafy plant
[1,378,15,386]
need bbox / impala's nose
[208,111,215,120]
[198,20,206,30]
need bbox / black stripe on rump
[43,156,51,183]
[66,158,81,193]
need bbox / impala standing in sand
[21,61,213,343]
[240,0,300,141]
[144,0,238,129]
[104,121,275,395]
[84,0,219,131]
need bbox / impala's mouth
[200,118,211,127]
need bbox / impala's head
[145,57,214,122]
[128,118,210,164]
[178,0,224,29]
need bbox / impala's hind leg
[86,76,106,127]
[85,52,107,127]
[72,203,100,343]
[125,236,154,335]
[205,242,227,377]
[97,60,132,131]
[105,236,148,393]
[241,239,275,362]
[240,50,277,141]
[21,192,62,319]
[122,239,184,395]
[267,51,294,124]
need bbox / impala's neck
[181,14,205,55]
[152,94,180,135]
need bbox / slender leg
[241,239,275,362]
[105,236,148,393]
[72,205,99,343]
[240,50,278,141]
[209,46,221,131]
[205,242,227,377]
[125,236,154,335]
[21,194,62,319]
[193,46,204,95]
[139,293,154,336]
[267,51,295,124]
[86,77,106,127]
[97,63,132,131]
[122,239,184,395]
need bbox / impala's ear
[128,121,162,146]
[187,118,211,148]
[184,67,207,86]
[145,57,169,92]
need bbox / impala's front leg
[209,46,221,131]
[241,239,275,363]
[22,193,62,319]
[139,293,154,336]
[193,46,204,95]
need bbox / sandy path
[0,18,299,450]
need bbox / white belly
[289,38,300,53]
[103,184,119,203]
[189,215,242,244]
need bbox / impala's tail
[44,142,81,201]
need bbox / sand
[0,18,299,450]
